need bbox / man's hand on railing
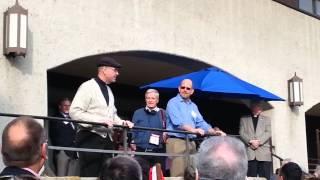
[105,119,114,128]
[123,120,134,128]
[130,143,137,151]
[215,130,227,136]
[192,128,205,136]
[163,132,168,143]
[208,127,227,136]
[182,125,205,136]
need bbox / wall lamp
[288,73,303,106]
[3,0,28,57]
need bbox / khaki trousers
[166,138,196,177]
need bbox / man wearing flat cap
[69,56,134,177]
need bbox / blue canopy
[141,67,284,101]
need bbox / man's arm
[105,85,131,127]
[167,100,203,135]
[70,82,133,128]
[111,106,132,127]
[192,105,226,136]
[193,106,212,131]
[69,83,102,126]
[180,124,205,136]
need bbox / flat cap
[96,57,122,68]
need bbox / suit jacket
[49,112,77,158]
[69,79,124,137]
[0,166,36,177]
[239,114,271,161]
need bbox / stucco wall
[1,0,320,171]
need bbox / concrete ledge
[42,176,266,180]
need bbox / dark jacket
[0,166,35,177]
[49,112,77,158]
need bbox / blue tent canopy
[141,67,284,101]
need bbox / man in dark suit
[49,98,78,176]
[0,116,47,178]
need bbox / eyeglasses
[180,86,192,90]
[103,66,119,72]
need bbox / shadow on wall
[7,28,34,75]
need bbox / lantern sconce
[3,0,28,57]
[288,72,303,107]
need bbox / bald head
[1,116,46,168]
[179,79,194,100]
[180,79,193,88]
[7,120,29,152]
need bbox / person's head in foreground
[1,116,47,174]
[279,162,302,180]
[99,156,142,180]
[197,136,248,180]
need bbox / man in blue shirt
[166,78,226,177]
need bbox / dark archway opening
[46,50,255,175]
[306,103,320,172]
[47,50,251,135]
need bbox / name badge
[149,134,160,145]
[191,110,197,118]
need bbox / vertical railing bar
[123,128,128,155]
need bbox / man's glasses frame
[180,86,192,90]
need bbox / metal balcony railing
[0,112,282,175]
[0,112,211,158]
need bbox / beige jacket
[69,79,124,137]
[239,114,272,161]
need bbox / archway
[46,50,254,175]
[305,103,320,172]
[47,50,250,134]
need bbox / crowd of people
[0,56,318,180]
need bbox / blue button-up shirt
[166,94,212,138]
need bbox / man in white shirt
[69,57,134,177]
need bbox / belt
[136,147,163,152]
[168,136,194,141]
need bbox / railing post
[122,127,128,155]
[316,129,320,160]
[43,118,51,175]
[269,137,276,170]
[185,136,190,165]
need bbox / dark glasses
[180,86,192,90]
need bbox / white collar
[145,106,160,112]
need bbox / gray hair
[196,136,248,180]
[145,89,159,99]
